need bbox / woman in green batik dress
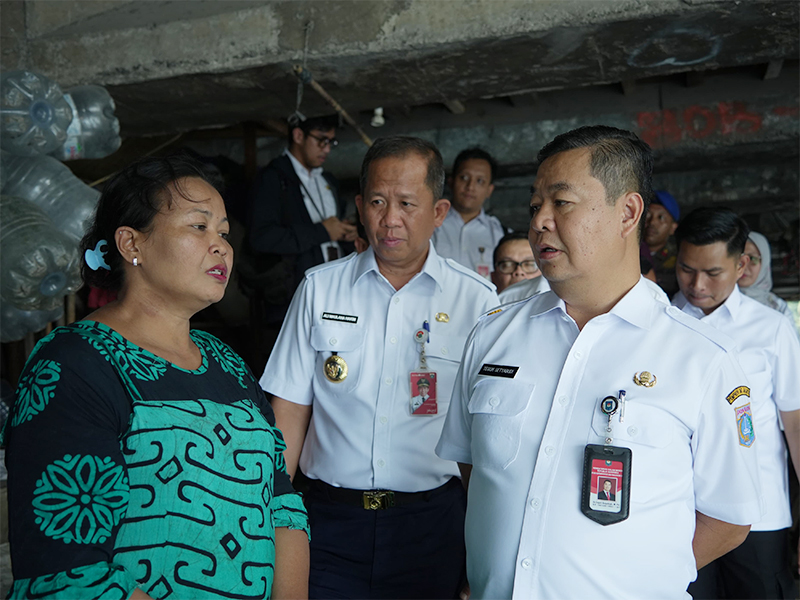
[4,151,310,599]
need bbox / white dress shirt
[285,149,340,261]
[437,278,762,599]
[432,208,505,274]
[261,243,498,492]
[674,285,800,531]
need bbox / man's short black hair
[453,147,498,183]
[493,231,529,266]
[537,125,654,239]
[360,136,445,200]
[674,207,750,258]
[288,114,338,145]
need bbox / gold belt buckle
[362,490,396,510]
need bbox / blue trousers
[305,478,467,599]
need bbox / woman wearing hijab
[739,231,796,325]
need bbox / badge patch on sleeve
[726,385,750,405]
[735,403,755,447]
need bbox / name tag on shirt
[322,312,358,324]
[479,363,519,378]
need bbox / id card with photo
[409,371,437,415]
[581,444,631,525]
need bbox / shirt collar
[529,277,658,330]
[673,285,742,322]
[446,207,488,226]
[284,148,323,179]
[353,241,444,292]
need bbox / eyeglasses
[746,254,762,266]
[307,132,338,149]
[495,259,539,274]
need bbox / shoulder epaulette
[304,252,358,279]
[664,305,736,352]
[443,258,496,292]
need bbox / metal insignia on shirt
[633,371,657,387]
[735,403,755,447]
[479,363,519,378]
[324,353,348,382]
[435,312,449,323]
[322,312,358,324]
[726,385,750,405]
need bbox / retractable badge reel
[410,320,437,415]
[581,390,632,525]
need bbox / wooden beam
[685,71,705,88]
[443,100,466,114]
[763,59,783,80]
[620,79,637,96]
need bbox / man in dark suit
[598,479,616,501]
[243,115,357,356]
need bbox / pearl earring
[133,257,139,266]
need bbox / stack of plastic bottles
[0,70,121,342]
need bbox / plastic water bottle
[0,302,64,343]
[0,195,83,312]
[0,70,73,156]
[0,151,100,241]
[51,85,122,161]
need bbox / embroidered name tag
[479,363,519,378]
[726,385,750,405]
[322,312,358,324]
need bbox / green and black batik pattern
[6,321,308,599]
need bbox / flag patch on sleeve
[726,385,750,405]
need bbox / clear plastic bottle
[51,85,122,161]
[0,302,64,343]
[0,151,100,241]
[0,70,73,156]
[0,195,83,312]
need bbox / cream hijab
[740,231,774,305]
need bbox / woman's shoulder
[190,329,257,385]
[27,320,117,364]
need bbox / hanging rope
[294,21,313,119]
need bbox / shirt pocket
[310,324,366,394]
[426,333,468,403]
[589,401,674,449]
[468,378,535,470]
[589,401,677,504]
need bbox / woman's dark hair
[80,149,221,292]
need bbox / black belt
[307,477,461,510]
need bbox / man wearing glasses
[247,114,357,308]
[491,231,550,299]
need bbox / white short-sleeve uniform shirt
[674,285,800,531]
[437,278,762,599]
[432,208,505,273]
[261,243,498,493]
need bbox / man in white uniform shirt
[262,136,498,599]
[437,125,762,599]
[433,148,506,276]
[673,207,800,600]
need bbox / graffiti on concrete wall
[635,102,798,149]
[628,27,722,68]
